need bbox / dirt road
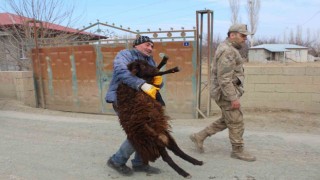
[0,99,319,180]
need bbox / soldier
[190,24,256,162]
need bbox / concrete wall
[0,71,36,107]
[248,49,265,62]
[197,63,320,116]
[0,71,16,98]
[286,49,309,62]
[240,63,320,114]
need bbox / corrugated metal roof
[250,44,308,52]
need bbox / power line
[301,10,320,25]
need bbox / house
[0,12,106,41]
[0,12,107,71]
[248,44,309,63]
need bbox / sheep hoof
[185,175,192,179]
[197,161,204,166]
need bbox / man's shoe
[132,164,161,174]
[107,158,133,176]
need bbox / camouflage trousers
[205,98,244,146]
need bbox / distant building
[248,44,310,63]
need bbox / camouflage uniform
[190,24,256,161]
[209,38,245,146]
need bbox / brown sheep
[116,58,203,178]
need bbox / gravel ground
[0,98,319,180]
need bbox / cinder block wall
[0,71,36,107]
[241,63,320,113]
[0,71,16,98]
[1,64,320,114]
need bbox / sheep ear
[131,68,138,75]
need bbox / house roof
[250,44,308,52]
[0,12,106,40]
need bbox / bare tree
[305,28,312,47]
[6,0,92,43]
[229,0,240,25]
[310,30,320,57]
[213,34,223,53]
[288,29,295,44]
[0,0,85,70]
[285,26,312,46]
[295,25,304,46]
[246,0,261,47]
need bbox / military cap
[228,24,253,35]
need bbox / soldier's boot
[231,145,256,162]
[189,129,210,153]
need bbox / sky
[1,0,320,40]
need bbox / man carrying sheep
[190,24,256,162]
[105,36,162,176]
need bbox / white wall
[285,49,308,62]
[248,49,266,62]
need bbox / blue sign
[183,42,190,46]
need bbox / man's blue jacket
[105,48,158,103]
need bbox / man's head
[133,36,154,57]
[227,24,252,47]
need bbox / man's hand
[153,76,163,86]
[231,99,240,109]
[140,83,159,99]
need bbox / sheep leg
[155,92,165,106]
[155,67,180,76]
[144,124,168,145]
[157,55,169,70]
[166,134,203,165]
[159,147,191,178]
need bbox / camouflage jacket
[210,39,245,101]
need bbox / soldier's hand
[231,99,240,109]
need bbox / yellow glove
[140,83,160,99]
[153,76,163,86]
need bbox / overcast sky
[1,0,320,39]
